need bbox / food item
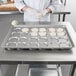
[31,28,38,32]
[13,28,21,32]
[39,28,46,32]
[60,44,69,48]
[19,37,27,42]
[57,28,64,32]
[11,20,19,26]
[39,42,47,47]
[30,37,38,42]
[39,32,46,36]
[30,42,38,47]
[12,32,20,37]
[9,37,18,42]
[49,43,59,48]
[59,39,67,43]
[39,37,47,42]
[57,32,65,36]
[48,28,56,32]
[17,42,28,47]
[60,35,68,39]
[22,28,29,33]
[49,32,56,36]
[30,32,37,36]
[6,42,16,47]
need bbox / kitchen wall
[65,0,76,31]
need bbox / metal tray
[1,24,74,50]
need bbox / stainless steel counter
[0,22,76,64]
[0,9,71,15]
[0,10,71,22]
[0,11,70,14]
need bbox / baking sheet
[1,24,74,50]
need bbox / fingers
[41,9,48,16]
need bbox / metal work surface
[1,23,74,50]
[0,10,70,14]
[0,22,76,64]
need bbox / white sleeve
[14,0,26,12]
[48,0,64,13]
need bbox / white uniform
[14,0,63,22]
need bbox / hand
[41,9,48,16]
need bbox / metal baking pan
[1,24,74,50]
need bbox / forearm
[48,0,63,13]
[21,6,28,12]
[14,0,26,12]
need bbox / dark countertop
[0,22,76,64]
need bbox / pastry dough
[49,32,56,36]
[30,32,37,36]
[39,28,46,32]
[57,28,64,32]
[6,42,16,46]
[22,28,29,33]
[11,20,19,26]
[57,32,65,36]
[48,28,55,32]
[39,32,46,36]
[31,28,38,32]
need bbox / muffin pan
[1,24,74,50]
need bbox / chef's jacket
[14,0,63,22]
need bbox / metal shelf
[15,64,62,76]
